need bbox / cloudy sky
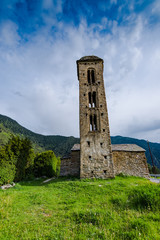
[0,0,160,142]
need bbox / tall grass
[0,176,160,239]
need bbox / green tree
[14,137,35,181]
[0,147,16,185]
[4,136,35,182]
[34,150,60,178]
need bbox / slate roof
[77,55,103,62]
[71,144,80,151]
[111,144,145,152]
[71,143,145,152]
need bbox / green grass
[0,176,160,240]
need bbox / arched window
[88,91,96,108]
[92,92,96,107]
[90,114,98,131]
[88,92,92,108]
[94,114,97,130]
[87,70,90,84]
[90,115,93,131]
[91,70,95,83]
[87,69,95,84]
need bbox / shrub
[6,136,35,182]
[14,137,35,181]
[34,150,60,178]
[0,148,16,185]
[0,136,35,183]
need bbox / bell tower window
[87,69,95,84]
[88,92,92,108]
[90,115,93,131]
[90,114,98,131]
[91,70,95,83]
[93,114,97,130]
[87,70,91,84]
[88,91,97,108]
[92,91,96,107]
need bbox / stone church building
[60,56,149,179]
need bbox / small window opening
[84,93,86,96]
[87,70,90,84]
[84,83,86,85]
[90,115,93,131]
[98,81,100,84]
[90,114,98,131]
[87,69,95,84]
[86,113,88,116]
[92,92,96,108]
[93,114,97,131]
[100,142,103,147]
[104,156,107,159]
[89,156,91,159]
[88,92,92,108]
[87,141,90,147]
[91,170,94,174]
[91,70,95,83]
[100,104,102,107]
[101,113,103,116]
[103,129,105,132]
[83,73,85,76]
[104,170,107,174]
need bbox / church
[60,56,149,179]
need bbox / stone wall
[112,151,149,178]
[60,151,80,177]
[77,56,114,179]
[60,144,149,179]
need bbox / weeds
[0,176,160,239]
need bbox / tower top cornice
[77,55,103,63]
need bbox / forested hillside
[0,114,160,167]
[0,114,79,157]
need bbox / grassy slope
[0,176,160,240]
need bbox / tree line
[0,135,61,186]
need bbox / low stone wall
[112,151,149,178]
[60,151,80,177]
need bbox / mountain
[0,114,79,157]
[0,114,160,168]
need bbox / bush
[34,150,60,178]
[6,136,35,182]
[0,161,16,186]
[0,136,35,184]
[0,148,16,185]
[14,137,35,181]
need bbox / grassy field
[0,176,160,240]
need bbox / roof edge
[77,55,103,63]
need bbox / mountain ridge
[0,114,160,168]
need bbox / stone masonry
[61,144,149,178]
[76,56,115,179]
[60,148,80,177]
[60,55,149,179]
[112,144,149,178]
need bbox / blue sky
[0,0,160,142]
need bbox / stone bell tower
[76,56,115,179]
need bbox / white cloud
[0,6,160,143]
